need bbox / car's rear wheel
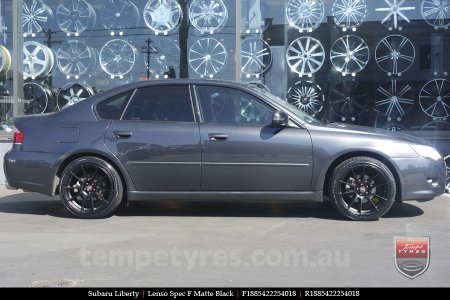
[59,157,123,219]
[329,156,396,221]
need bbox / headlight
[410,144,442,160]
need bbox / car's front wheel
[59,156,123,219]
[329,156,396,221]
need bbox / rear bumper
[392,156,446,201]
[3,149,61,196]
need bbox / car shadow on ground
[0,192,424,220]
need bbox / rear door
[104,84,201,191]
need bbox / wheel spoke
[97,193,110,204]
[374,194,388,201]
[70,171,83,182]
[347,196,357,210]
[339,190,355,196]
[366,197,379,211]
[90,196,95,212]
[81,195,88,211]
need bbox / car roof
[102,79,246,93]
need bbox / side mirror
[272,111,289,126]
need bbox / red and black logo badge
[394,236,430,279]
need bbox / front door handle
[209,133,229,142]
[113,131,132,139]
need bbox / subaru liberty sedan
[4,80,446,220]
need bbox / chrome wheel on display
[420,120,450,131]
[330,35,369,76]
[329,157,396,221]
[23,41,54,79]
[101,0,140,33]
[100,39,137,78]
[375,0,415,30]
[241,37,272,77]
[286,0,325,32]
[286,81,324,116]
[56,40,95,79]
[240,99,271,123]
[419,79,450,119]
[23,82,51,114]
[0,82,11,126]
[0,45,11,77]
[145,38,180,79]
[331,0,367,31]
[88,47,100,76]
[23,0,53,37]
[286,37,325,77]
[330,81,367,122]
[57,83,94,110]
[189,38,227,78]
[143,0,183,35]
[189,0,228,34]
[421,0,450,29]
[56,0,96,36]
[59,157,123,219]
[375,80,415,121]
[375,35,415,76]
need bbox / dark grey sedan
[3,80,446,220]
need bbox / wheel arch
[322,151,402,202]
[53,150,134,198]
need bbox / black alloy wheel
[59,157,123,218]
[329,157,396,221]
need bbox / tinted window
[96,91,133,120]
[196,86,273,125]
[123,85,194,122]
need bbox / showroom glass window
[0,0,448,147]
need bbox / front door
[105,84,201,191]
[195,85,313,191]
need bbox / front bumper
[392,156,446,201]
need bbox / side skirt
[127,191,323,202]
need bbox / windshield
[247,84,323,126]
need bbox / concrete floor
[0,186,449,287]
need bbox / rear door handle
[113,131,132,139]
[209,133,229,141]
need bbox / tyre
[329,156,396,221]
[59,157,123,219]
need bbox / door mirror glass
[272,111,289,126]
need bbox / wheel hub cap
[357,182,369,196]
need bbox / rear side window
[96,91,133,120]
[122,85,194,122]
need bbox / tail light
[13,126,24,144]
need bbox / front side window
[122,85,194,122]
[196,86,273,125]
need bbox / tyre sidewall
[329,157,396,221]
[59,157,123,219]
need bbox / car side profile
[3,80,446,220]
